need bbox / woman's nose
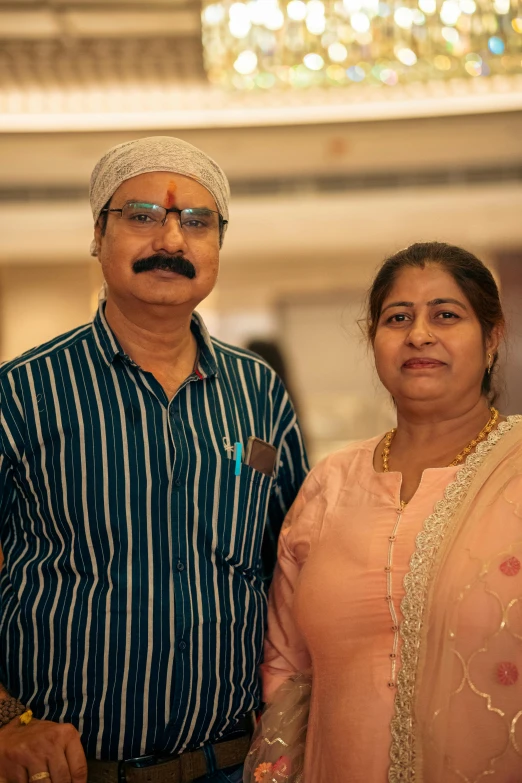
[406,320,435,346]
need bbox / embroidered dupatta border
[388,415,522,782]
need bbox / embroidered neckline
[388,415,522,782]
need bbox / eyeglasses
[100,201,227,237]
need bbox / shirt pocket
[216,458,275,576]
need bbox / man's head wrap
[89,135,230,256]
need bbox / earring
[487,353,493,375]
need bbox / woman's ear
[486,324,503,361]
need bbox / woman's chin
[393,382,450,405]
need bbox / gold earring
[487,353,493,374]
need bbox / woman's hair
[366,242,505,400]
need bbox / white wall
[0,262,102,361]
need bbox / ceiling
[0,0,205,86]
[2,0,522,130]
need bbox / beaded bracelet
[0,695,26,728]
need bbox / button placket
[166,397,189,674]
[168,400,184,491]
[385,501,406,688]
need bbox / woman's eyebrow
[381,301,413,314]
[427,298,468,309]
[381,297,468,315]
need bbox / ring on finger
[29,773,51,782]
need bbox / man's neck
[104,296,198,392]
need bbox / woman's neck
[375,398,499,503]
[393,398,494,454]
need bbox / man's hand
[0,717,87,783]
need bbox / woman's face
[373,264,499,412]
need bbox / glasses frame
[100,201,227,235]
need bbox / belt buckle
[118,753,162,782]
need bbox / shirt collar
[91,300,122,365]
[91,299,218,379]
[190,311,219,379]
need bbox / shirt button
[174,479,181,488]
[178,641,187,651]
[176,560,185,572]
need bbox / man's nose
[152,214,188,254]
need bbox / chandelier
[201,0,522,89]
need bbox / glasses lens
[180,208,220,232]
[121,202,166,226]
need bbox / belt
[88,727,252,783]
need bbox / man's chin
[135,291,195,307]
[128,279,206,309]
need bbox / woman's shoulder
[289,433,384,508]
[309,433,384,482]
[282,434,385,553]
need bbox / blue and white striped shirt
[0,304,308,760]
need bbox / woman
[245,242,522,782]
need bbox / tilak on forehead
[89,136,230,256]
[165,180,177,209]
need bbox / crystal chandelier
[201,0,522,89]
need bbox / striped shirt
[0,304,308,760]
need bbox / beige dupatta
[391,416,522,782]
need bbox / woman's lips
[402,358,446,369]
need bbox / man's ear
[94,221,103,258]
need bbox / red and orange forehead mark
[164,180,177,208]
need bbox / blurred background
[1,0,521,463]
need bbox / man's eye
[183,217,211,229]
[131,214,155,223]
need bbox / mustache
[132,254,196,279]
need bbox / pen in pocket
[234,442,243,476]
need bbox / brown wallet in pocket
[244,436,277,476]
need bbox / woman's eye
[386,313,409,324]
[436,311,459,320]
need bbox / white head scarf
[89,135,230,256]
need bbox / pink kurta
[262,436,458,783]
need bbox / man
[0,137,308,783]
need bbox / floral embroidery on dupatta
[388,416,522,782]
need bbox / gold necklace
[382,406,499,473]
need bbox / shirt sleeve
[261,470,326,702]
[261,395,309,586]
[0,378,23,541]
[0,441,10,569]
